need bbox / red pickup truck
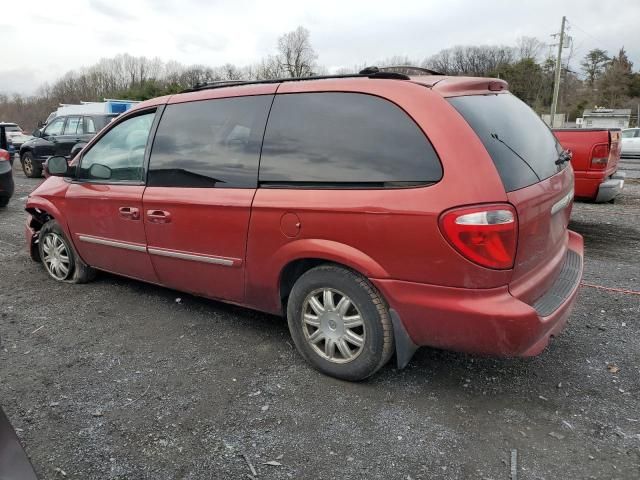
[553,128,624,202]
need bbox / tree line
[1,27,639,131]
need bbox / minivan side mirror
[46,156,69,177]
[89,163,112,180]
[32,129,42,138]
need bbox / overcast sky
[1,0,639,95]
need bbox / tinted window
[259,92,442,186]
[79,112,155,182]
[448,93,564,192]
[148,96,272,188]
[44,117,65,136]
[84,117,96,134]
[63,117,81,135]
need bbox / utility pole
[550,16,566,127]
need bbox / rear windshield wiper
[490,133,540,180]
[555,149,572,165]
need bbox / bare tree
[422,49,453,74]
[423,45,514,76]
[516,36,545,61]
[277,26,318,77]
[377,55,418,67]
[252,55,285,79]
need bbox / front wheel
[21,152,42,178]
[287,265,394,381]
[38,220,96,283]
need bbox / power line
[566,19,620,55]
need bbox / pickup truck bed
[554,128,624,202]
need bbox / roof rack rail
[180,67,411,93]
[377,65,444,76]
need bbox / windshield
[448,93,564,192]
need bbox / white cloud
[0,0,638,94]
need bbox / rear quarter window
[259,92,442,187]
[448,93,564,192]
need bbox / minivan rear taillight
[0,150,10,162]
[590,143,609,170]
[439,204,518,270]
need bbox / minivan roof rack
[180,67,415,93]
[377,65,444,76]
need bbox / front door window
[79,112,155,182]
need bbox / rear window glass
[4,125,21,132]
[260,92,442,187]
[448,93,564,192]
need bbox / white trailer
[45,99,140,125]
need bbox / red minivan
[26,70,583,381]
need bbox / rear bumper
[595,171,625,202]
[575,170,625,202]
[372,231,584,357]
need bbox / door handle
[146,210,171,224]
[119,206,140,220]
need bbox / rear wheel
[38,220,95,283]
[0,197,8,208]
[287,265,394,381]
[21,152,42,178]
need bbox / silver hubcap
[24,157,32,174]
[42,233,71,280]
[302,288,365,364]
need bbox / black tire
[38,220,96,284]
[287,265,394,381]
[21,152,42,178]
[0,197,8,208]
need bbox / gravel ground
[1,159,639,480]
[619,156,640,179]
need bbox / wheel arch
[19,145,33,160]
[271,241,420,370]
[25,198,73,260]
[273,239,390,311]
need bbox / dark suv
[19,114,117,177]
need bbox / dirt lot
[1,160,639,480]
